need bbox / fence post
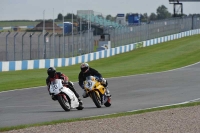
[58,35,61,58]
[147,23,150,40]
[54,33,57,58]
[14,32,19,61]
[63,34,65,58]
[44,32,49,59]
[22,32,27,60]
[6,32,11,61]
[38,32,42,59]
[67,34,70,57]
[112,28,115,48]
[80,31,83,55]
[49,33,53,58]
[29,32,35,60]
[192,15,195,30]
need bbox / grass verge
[1,101,200,132]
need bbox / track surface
[0,63,200,127]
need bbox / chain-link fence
[0,30,94,61]
[0,16,200,61]
[105,16,200,48]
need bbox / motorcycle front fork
[101,94,107,105]
[58,94,67,101]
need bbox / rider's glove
[97,77,102,82]
[62,80,68,85]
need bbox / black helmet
[80,63,89,73]
[47,67,56,78]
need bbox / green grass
[0,21,39,27]
[1,101,200,132]
[0,34,200,92]
[0,21,62,27]
[0,21,70,27]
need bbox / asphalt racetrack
[0,62,200,128]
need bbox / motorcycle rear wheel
[57,95,71,111]
[104,97,111,107]
[91,91,101,108]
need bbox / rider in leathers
[46,67,82,104]
[78,63,111,98]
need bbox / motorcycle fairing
[61,87,79,108]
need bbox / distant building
[128,14,141,25]
[32,21,62,34]
[116,14,126,25]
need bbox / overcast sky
[0,0,200,20]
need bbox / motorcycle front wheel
[57,95,71,111]
[91,91,101,108]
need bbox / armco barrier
[0,29,199,72]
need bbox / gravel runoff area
[3,105,200,133]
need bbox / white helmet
[80,63,89,73]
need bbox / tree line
[56,5,200,22]
[1,5,199,22]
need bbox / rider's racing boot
[78,98,83,105]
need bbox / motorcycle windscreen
[85,76,94,80]
[85,76,96,90]
[49,79,63,95]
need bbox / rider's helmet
[47,67,56,78]
[80,63,89,73]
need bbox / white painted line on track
[127,97,200,112]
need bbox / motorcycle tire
[104,97,111,107]
[91,91,101,108]
[57,95,71,111]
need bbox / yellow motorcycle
[83,76,111,108]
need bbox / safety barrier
[0,29,199,72]
[143,29,200,47]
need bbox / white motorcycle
[49,79,83,111]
